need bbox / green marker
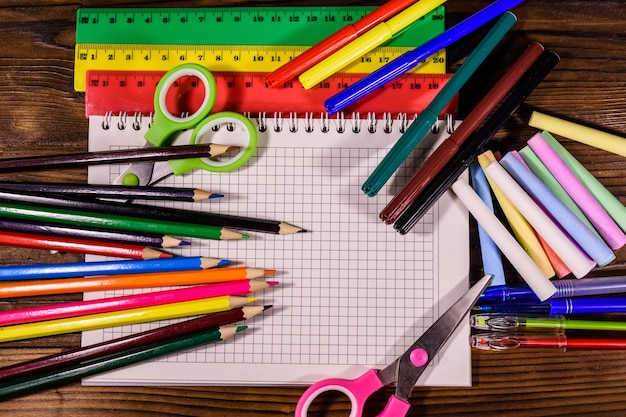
[362,11,518,197]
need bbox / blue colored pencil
[0,256,229,281]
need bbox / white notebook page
[82,113,469,386]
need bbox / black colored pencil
[0,189,305,235]
[0,144,239,171]
[0,218,188,248]
[0,182,222,202]
[394,50,560,234]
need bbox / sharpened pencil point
[264,269,277,276]
[209,193,224,199]
[235,325,248,332]
[267,281,279,286]
[179,240,191,246]
[263,305,273,311]
[217,259,231,267]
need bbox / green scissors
[113,63,257,186]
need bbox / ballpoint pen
[361,11,517,197]
[480,276,626,303]
[472,333,626,350]
[266,0,425,87]
[474,297,626,315]
[298,0,446,90]
[471,314,626,333]
[393,50,559,233]
[325,0,526,114]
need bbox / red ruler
[85,71,457,118]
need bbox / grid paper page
[83,113,469,386]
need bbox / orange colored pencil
[0,267,276,298]
[0,230,170,260]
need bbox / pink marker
[527,132,626,250]
[0,280,277,326]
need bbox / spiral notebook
[82,112,469,386]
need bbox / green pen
[471,314,626,333]
[362,11,518,197]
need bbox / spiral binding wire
[99,112,455,134]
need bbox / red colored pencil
[0,230,171,259]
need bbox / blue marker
[475,296,626,315]
[324,0,526,115]
[480,276,626,303]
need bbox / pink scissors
[296,274,492,417]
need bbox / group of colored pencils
[0,181,305,260]
[0,254,278,398]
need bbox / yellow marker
[0,296,256,343]
[478,151,556,279]
[529,111,626,158]
[299,0,447,89]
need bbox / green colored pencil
[0,325,247,399]
[0,201,247,240]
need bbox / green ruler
[76,6,445,46]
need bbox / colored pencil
[0,256,229,281]
[379,42,545,223]
[0,217,188,248]
[0,143,239,171]
[0,182,222,202]
[0,296,255,343]
[0,230,171,260]
[0,189,303,235]
[0,306,267,383]
[0,325,248,399]
[0,280,276,326]
[0,200,247,240]
[393,50,559,234]
[0,267,275,298]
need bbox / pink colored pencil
[0,280,277,326]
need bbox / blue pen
[360,10,518,197]
[325,0,526,115]
[480,276,626,303]
[475,296,626,315]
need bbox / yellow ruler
[74,44,446,92]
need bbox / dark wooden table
[0,0,625,415]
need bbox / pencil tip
[217,259,231,266]
[264,269,277,276]
[209,193,224,199]
[241,234,250,239]
[263,305,273,311]
[235,325,248,332]
[179,240,191,246]
[297,229,308,233]
[266,281,279,286]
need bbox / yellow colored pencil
[0,296,256,343]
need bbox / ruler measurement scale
[76,6,445,46]
[75,45,445,92]
[85,71,457,118]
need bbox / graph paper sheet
[82,113,469,386]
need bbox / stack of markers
[462,113,626,351]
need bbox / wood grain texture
[0,0,625,415]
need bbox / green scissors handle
[145,63,217,147]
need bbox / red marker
[266,0,420,88]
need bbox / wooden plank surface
[0,0,625,415]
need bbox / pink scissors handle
[295,369,410,417]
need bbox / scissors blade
[385,275,493,401]
[145,160,175,186]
